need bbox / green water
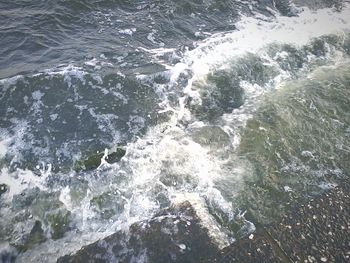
[238,63,350,222]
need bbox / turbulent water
[0,0,350,262]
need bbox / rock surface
[57,201,220,263]
[58,181,350,263]
[216,180,350,263]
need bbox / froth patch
[0,139,8,158]
[184,4,350,80]
[172,193,232,249]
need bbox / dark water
[0,0,349,262]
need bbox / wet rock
[0,184,8,197]
[21,191,72,240]
[190,69,245,120]
[215,180,350,262]
[57,179,350,263]
[0,242,17,263]
[190,125,231,150]
[217,227,285,263]
[57,201,220,263]
[47,209,71,240]
[90,191,126,220]
[74,147,126,172]
[190,53,278,121]
[266,180,350,262]
[15,221,47,252]
[291,0,344,11]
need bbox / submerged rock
[90,191,126,220]
[190,125,231,150]
[190,69,245,120]
[57,202,221,263]
[25,188,350,263]
[73,147,126,172]
[15,221,47,253]
[47,209,71,240]
[0,184,8,197]
[190,53,278,121]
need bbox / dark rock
[190,69,245,120]
[57,201,221,263]
[217,228,285,263]
[266,180,350,262]
[105,148,127,164]
[0,242,17,263]
[57,181,350,263]
[215,180,350,262]
[0,184,8,196]
[190,53,278,121]
[74,147,126,172]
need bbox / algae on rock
[73,147,126,172]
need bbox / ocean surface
[0,0,350,262]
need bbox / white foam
[0,120,28,163]
[119,28,136,36]
[0,165,51,201]
[47,5,350,249]
[108,5,350,250]
[184,5,350,80]
[173,192,232,249]
[163,4,350,155]
[2,4,350,262]
[0,75,24,99]
[0,138,9,158]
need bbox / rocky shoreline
[57,180,350,263]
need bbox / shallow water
[0,0,350,262]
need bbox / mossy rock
[106,148,127,163]
[90,191,126,220]
[47,210,71,240]
[74,147,126,172]
[190,126,231,149]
